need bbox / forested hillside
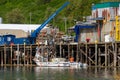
[0,0,119,31]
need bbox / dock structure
[56,42,120,67]
[0,42,120,67]
[0,44,37,66]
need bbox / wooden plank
[80,49,95,64]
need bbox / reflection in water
[0,66,120,80]
[113,68,120,80]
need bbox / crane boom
[31,1,70,38]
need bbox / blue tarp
[74,23,97,42]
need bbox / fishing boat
[33,46,87,68]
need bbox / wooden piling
[60,43,62,58]
[114,43,117,67]
[85,43,88,64]
[76,43,79,62]
[10,45,12,64]
[24,44,25,65]
[68,44,70,59]
[1,50,3,66]
[105,43,107,67]
[17,44,19,65]
[98,48,101,66]
[30,45,32,65]
[95,43,97,67]
[88,48,91,67]
[4,45,6,66]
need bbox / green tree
[101,0,120,2]
[6,8,24,24]
[0,0,102,31]
[35,0,51,5]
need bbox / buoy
[69,57,74,62]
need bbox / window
[7,37,11,41]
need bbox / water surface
[0,66,120,80]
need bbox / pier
[57,42,120,67]
[0,41,120,67]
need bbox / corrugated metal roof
[92,2,120,10]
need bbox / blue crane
[1,1,70,45]
[27,1,70,44]
[31,1,70,38]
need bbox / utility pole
[29,12,32,24]
[63,17,67,34]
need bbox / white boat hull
[35,61,70,67]
[34,60,87,68]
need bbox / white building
[0,24,48,38]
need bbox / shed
[74,22,97,42]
